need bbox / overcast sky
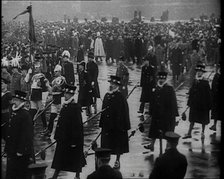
[2,0,221,21]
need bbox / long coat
[99,91,131,155]
[211,73,220,120]
[149,148,187,179]
[10,71,22,95]
[86,61,100,98]
[116,64,129,98]
[169,47,183,76]
[94,37,106,57]
[140,64,157,103]
[187,79,211,125]
[62,60,75,85]
[148,84,179,138]
[5,105,33,179]
[52,101,86,172]
[78,70,93,107]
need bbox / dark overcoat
[86,61,100,98]
[99,91,131,155]
[149,148,187,179]
[211,73,220,120]
[78,70,93,107]
[52,101,86,172]
[187,79,211,125]
[116,65,129,98]
[140,65,156,103]
[169,47,183,76]
[5,106,33,179]
[62,60,75,85]
[135,38,143,59]
[148,84,179,138]
[87,165,122,179]
[105,38,114,59]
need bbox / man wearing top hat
[149,131,187,179]
[1,77,13,141]
[50,84,86,179]
[144,71,179,151]
[87,148,123,179]
[99,75,130,169]
[86,51,100,114]
[183,63,211,139]
[116,55,129,98]
[4,90,34,179]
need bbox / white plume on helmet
[11,56,21,68]
[1,57,9,67]
[62,50,70,58]
[54,64,62,72]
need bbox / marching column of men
[1,46,221,179]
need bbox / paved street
[1,60,221,179]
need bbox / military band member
[1,77,13,141]
[25,60,51,130]
[183,63,212,139]
[87,148,123,179]
[149,131,187,179]
[144,72,179,151]
[50,84,86,179]
[42,64,65,137]
[99,75,131,169]
[77,61,93,116]
[86,51,100,114]
[5,90,33,179]
[138,55,157,114]
[116,56,129,98]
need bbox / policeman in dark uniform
[5,90,33,179]
[149,131,188,179]
[144,72,179,151]
[99,75,131,169]
[50,84,86,179]
[87,148,123,179]
[138,55,157,114]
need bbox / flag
[13,5,36,43]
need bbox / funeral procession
[1,0,222,179]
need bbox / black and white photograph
[1,0,222,179]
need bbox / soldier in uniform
[87,148,123,179]
[10,62,22,95]
[50,84,86,179]
[99,75,131,169]
[144,72,179,151]
[77,61,93,116]
[116,56,129,98]
[138,47,157,114]
[183,63,211,139]
[4,90,33,179]
[61,50,75,85]
[42,64,65,137]
[1,77,13,141]
[149,131,188,179]
[210,64,221,131]
[86,51,100,114]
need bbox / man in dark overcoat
[50,84,86,179]
[134,33,144,64]
[169,42,183,86]
[210,64,221,131]
[144,72,179,151]
[183,63,211,139]
[99,76,131,170]
[86,51,100,114]
[5,90,33,179]
[138,46,157,114]
[77,61,93,116]
[61,50,75,85]
[149,131,187,179]
[87,148,123,179]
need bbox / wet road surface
[1,59,221,179]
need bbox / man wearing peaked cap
[149,131,187,179]
[182,62,211,140]
[144,71,179,151]
[99,75,130,170]
[4,90,34,179]
[50,82,86,179]
[87,148,123,179]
